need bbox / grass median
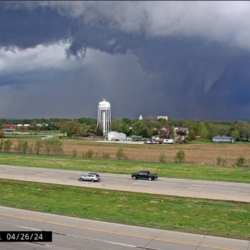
[0,153,250,183]
[0,179,249,240]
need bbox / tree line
[1,117,250,141]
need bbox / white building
[108,131,126,141]
[157,116,168,121]
[139,115,143,120]
[97,99,111,135]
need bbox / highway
[0,165,250,202]
[0,206,249,250]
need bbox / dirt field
[8,139,250,165]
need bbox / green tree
[157,118,167,127]
[111,119,131,135]
[217,124,230,136]
[235,121,250,140]
[198,122,209,140]
[207,123,219,139]
[47,123,56,131]
[169,126,175,139]
[76,117,97,127]
[231,130,240,141]
[111,119,123,132]
[60,121,89,137]
[132,120,148,137]
[188,130,196,140]
[188,124,199,134]
[122,118,131,125]
[168,120,178,127]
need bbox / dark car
[131,171,158,181]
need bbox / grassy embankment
[0,179,249,240]
[0,153,250,183]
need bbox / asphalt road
[0,206,249,250]
[0,164,250,203]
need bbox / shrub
[34,140,43,155]
[85,149,94,158]
[43,139,63,156]
[0,140,3,152]
[21,141,29,154]
[29,145,33,154]
[72,149,77,158]
[95,151,99,158]
[116,147,124,160]
[174,150,185,163]
[159,153,166,163]
[102,152,110,159]
[0,130,5,138]
[235,156,246,167]
[216,156,227,166]
[3,140,12,153]
[14,139,22,154]
[43,140,51,155]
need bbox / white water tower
[97,99,111,135]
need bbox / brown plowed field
[9,139,250,165]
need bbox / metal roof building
[212,136,234,143]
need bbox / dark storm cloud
[67,24,146,57]
[1,2,250,120]
[0,4,73,49]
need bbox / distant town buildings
[157,116,168,121]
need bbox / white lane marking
[103,240,137,248]
[17,226,41,231]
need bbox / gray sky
[1,1,250,120]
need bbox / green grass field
[0,179,249,240]
[0,153,250,183]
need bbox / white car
[78,173,101,182]
[163,139,175,144]
[152,136,160,140]
[144,140,156,144]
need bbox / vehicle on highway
[131,171,158,181]
[78,173,101,182]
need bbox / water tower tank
[97,99,111,135]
